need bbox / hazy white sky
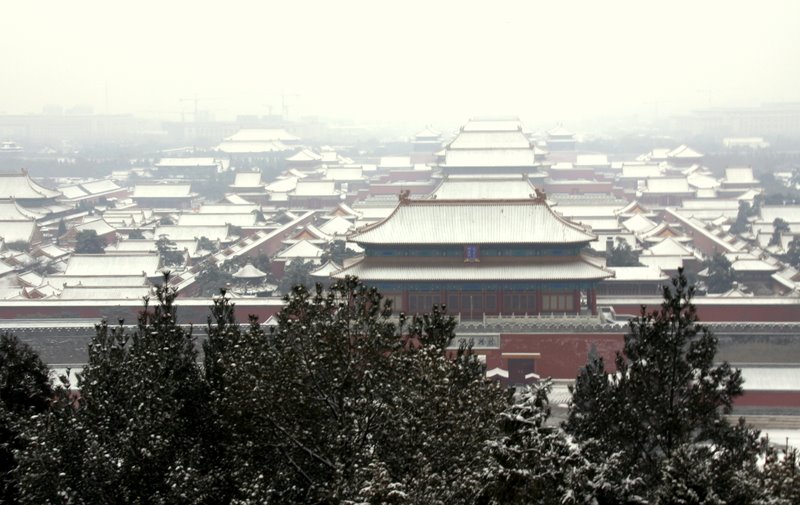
[1,0,799,127]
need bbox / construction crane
[281,90,300,120]
[178,96,221,122]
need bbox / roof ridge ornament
[398,189,411,203]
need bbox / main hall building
[334,177,612,318]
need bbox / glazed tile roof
[0,171,60,199]
[429,177,537,200]
[349,198,596,245]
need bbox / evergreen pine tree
[0,333,52,503]
[17,278,209,503]
[565,268,759,502]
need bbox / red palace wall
[480,332,625,379]
[604,299,800,323]
[736,391,800,408]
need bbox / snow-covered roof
[333,256,612,282]
[378,156,414,169]
[178,213,256,227]
[59,286,153,300]
[286,148,322,162]
[324,167,363,181]
[48,275,144,288]
[442,118,537,168]
[266,176,298,193]
[276,240,324,259]
[414,126,441,139]
[619,164,663,179]
[350,198,596,245]
[575,154,609,167]
[216,140,290,154]
[759,206,800,225]
[198,203,259,214]
[724,167,757,184]
[0,221,37,242]
[310,260,342,278]
[155,225,233,243]
[155,157,218,168]
[607,265,668,282]
[291,180,339,197]
[80,179,121,195]
[74,217,116,236]
[232,263,268,279]
[643,177,692,194]
[229,172,262,189]
[63,253,160,277]
[622,214,657,234]
[223,129,299,143]
[429,176,538,200]
[687,172,720,190]
[0,171,60,200]
[643,237,695,257]
[132,184,193,198]
[0,200,42,220]
[444,148,536,168]
[318,216,354,236]
[667,145,703,159]
[34,243,69,259]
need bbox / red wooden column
[589,287,597,315]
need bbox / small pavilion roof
[622,214,658,234]
[311,260,342,278]
[667,145,704,159]
[232,263,268,279]
[276,240,324,259]
[286,148,323,162]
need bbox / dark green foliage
[203,278,505,503]
[221,253,270,275]
[702,252,735,293]
[56,218,67,237]
[769,217,791,247]
[4,240,30,252]
[12,271,799,503]
[321,239,359,266]
[194,262,234,297]
[159,215,174,226]
[606,238,641,267]
[278,259,315,294]
[197,235,219,253]
[783,237,800,268]
[479,381,594,504]
[74,229,106,254]
[0,333,52,503]
[127,228,145,239]
[760,447,800,504]
[729,201,751,235]
[156,234,184,267]
[565,268,758,502]
[16,279,208,503]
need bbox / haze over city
[2,0,800,128]
[2,1,800,503]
